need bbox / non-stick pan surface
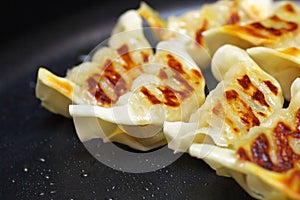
[0,0,255,199]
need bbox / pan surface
[0,0,256,199]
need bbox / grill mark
[140,86,182,107]
[158,68,168,80]
[117,44,137,70]
[195,19,208,46]
[238,108,300,173]
[167,54,185,74]
[166,54,195,100]
[237,147,251,161]
[237,74,251,90]
[225,89,260,131]
[140,51,149,63]
[86,60,129,106]
[251,22,282,36]
[264,80,279,96]
[251,134,274,170]
[141,86,162,105]
[86,75,114,106]
[284,3,296,14]
[296,108,300,131]
[227,12,240,25]
[226,15,298,39]
[158,86,180,107]
[237,75,269,107]
[258,112,266,117]
[191,69,203,79]
[225,117,240,134]
[252,90,269,108]
[174,74,194,95]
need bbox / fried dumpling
[164,45,283,152]
[36,10,153,117]
[189,78,300,200]
[138,0,273,68]
[70,40,205,151]
[36,10,206,151]
[204,1,300,55]
[248,46,300,100]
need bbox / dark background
[0,0,254,199]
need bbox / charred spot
[273,122,300,172]
[103,60,120,86]
[159,86,180,107]
[254,15,298,35]
[230,25,268,39]
[225,90,239,100]
[241,112,260,128]
[252,90,269,108]
[237,75,251,90]
[257,112,266,117]
[140,86,162,105]
[140,52,149,63]
[228,15,298,39]
[225,117,240,134]
[117,44,129,55]
[195,19,208,46]
[237,148,250,161]
[117,44,136,70]
[102,60,127,97]
[251,22,282,36]
[191,69,203,79]
[243,120,300,172]
[269,15,298,32]
[167,54,184,74]
[86,74,114,106]
[237,108,300,173]
[227,12,240,25]
[158,68,168,80]
[284,3,296,14]
[251,134,274,171]
[296,108,300,131]
[225,89,260,130]
[264,80,278,95]
[174,73,194,94]
[86,60,129,106]
[237,75,269,107]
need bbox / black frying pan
[0,0,255,199]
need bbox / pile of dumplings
[36,0,300,199]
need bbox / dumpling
[248,46,300,100]
[189,78,300,200]
[36,10,206,151]
[36,10,153,117]
[138,0,273,68]
[164,45,283,152]
[204,1,300,55]
[70,40,205,150]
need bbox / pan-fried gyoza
[138,0,273,68]
[164,45,283,151]
[36,10,205,151]
[189,78,300,200]
[204,1,300,55]
[36,1,300,199]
